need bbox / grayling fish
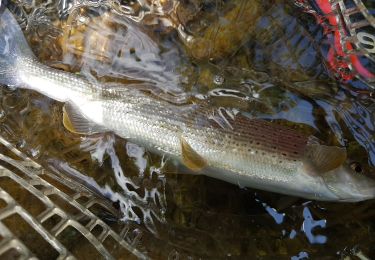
[1,9,375,202]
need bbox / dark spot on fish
[117,49,123,57]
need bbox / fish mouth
[332,185,375,202]
[321,166,375,202]
[325,185,375,202]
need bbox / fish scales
[79,87,303,170]
[1,8,375,201]
[97,88,305,178]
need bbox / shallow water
[1,0,375,258]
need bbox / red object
[297,0,375,82]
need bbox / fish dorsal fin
[180,136,207,172]
[304,144,347,173]
[63,103,107,135]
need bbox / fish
[1,8,375,202]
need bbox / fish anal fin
[63,103,107,135]
[305,144,347,173]
[180,137,207,172]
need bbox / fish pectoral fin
[304,144,347,173]
[180,136,207,172]
[63,103,107,135]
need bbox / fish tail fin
[0,9,34,86]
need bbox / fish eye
[350,162,363,173]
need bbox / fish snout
[322,165,375,202]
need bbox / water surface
[1,0,375,258]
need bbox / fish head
[302,144,375,202]
[320,162,375,202]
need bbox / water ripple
[301,206,327,244]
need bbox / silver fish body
[1,9,375,201]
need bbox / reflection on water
[256,197,285,224]
[1,0,375,258]
[301,205,327,244]
[291,251,309,260]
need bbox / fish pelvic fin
[63,103,107,135]
[0,9,35,86]
[304,144,347,173]
[180,136,207,172]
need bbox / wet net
[0,135,147,259]
[295,0,375,86]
